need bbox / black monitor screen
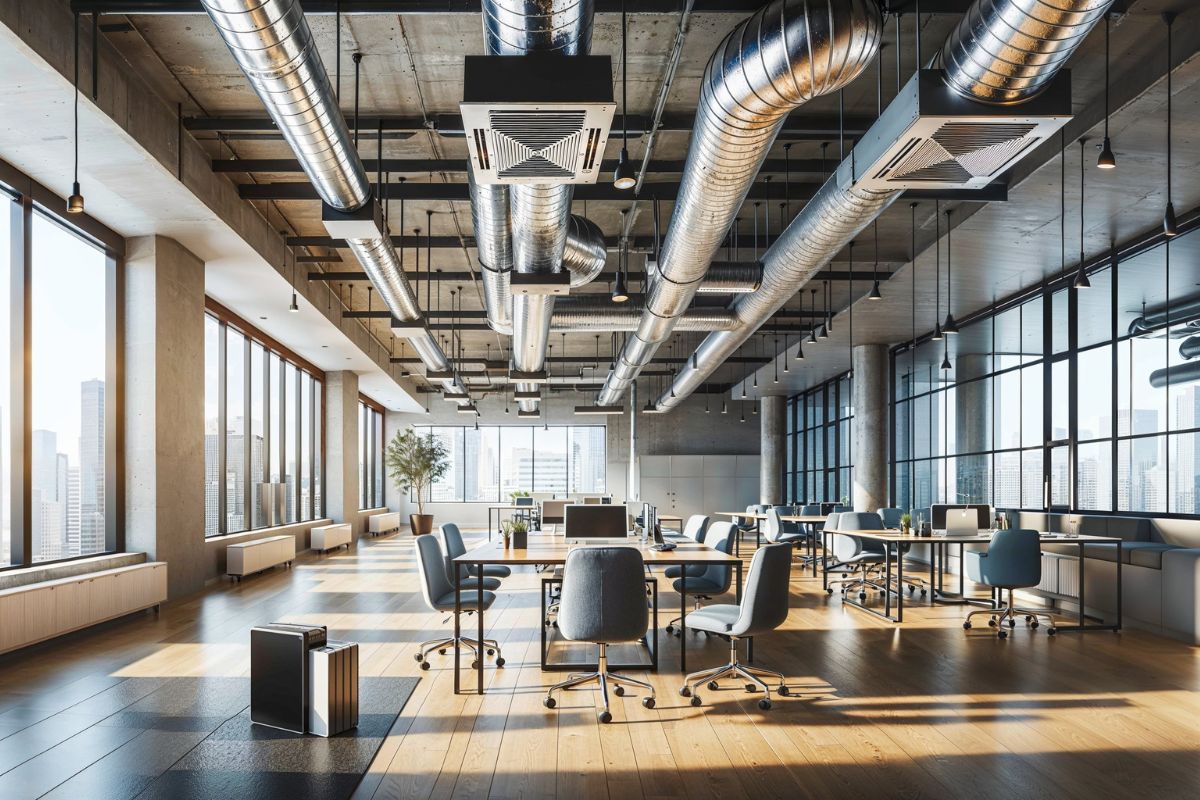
[565,504,627,539]
[931,504,991,529]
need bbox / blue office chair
[877,508,904,529]
[664,515,711,579]
[412,534,504,671]
[441,523,511,579]
[963,529,1059,638]
[666,524,735,636]
[764,507,811,565]
[825,511,889,601]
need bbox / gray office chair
[825,511,889,600]
[664,514,711,580]
[412,534,505,670]
[441,523,511,579]
[680,542,793,710]
[543,546,655,722]
[765,506,807,552]
[877,508,904,529]
[963,529,1060,638]
[666,525,735,636]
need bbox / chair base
[680,640,787,710]
[543,643,655,722]
[963,589,1061,638]
[415,635,504,669]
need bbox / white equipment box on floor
[308,640,359,737]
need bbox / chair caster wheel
[665,625,674,634]
[745,684,757,693]
[614,686,625,697]
[1029,620,1039,629]
[920,590,928,597]
[551,621,558,628]
[826,588,833,595]
[439,649,447,655]
[858,592,867,601]
[495,657,505,667]
[997,630,1008,640]
[420,661,431,671]
[543,697,556,709]
[962,622,972,630]
[487,649,495,655]
[642,697,655,709]
[707,681,719,691]
[679,686,691,697]
[471,660,480,670]
[908,586,915,594]
[778,685,790,697]
[690,696,702,707]
[758,699,772,710]
[1007,619,1016,628]
[1047,627,1057,636]
[598,711,612,724]
[414,653,424,663]
[987,618,997,627]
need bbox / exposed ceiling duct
[199,0,468,401]
[593,0,884,406]
[657,0,1112,411]
[549,300,737,332]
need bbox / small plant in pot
[899,513,912,535]
[386,428,449,535]
[509,518,529,550]
[500,519,513,548]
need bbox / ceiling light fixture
[612,0,636,191]
[808,288,819,345]
[1097,14,1116,169]
[823,279,832,336]
[67,13,85,214]
[613,209,630,302]
[1163,12,1178,237]
[942,209,958,334]
[1075,138,1091,289]
[868,220,882,299]
[288,250,300,312]
[932,201,943,341]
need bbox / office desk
[717,511,766,556]
[486,505,531,541]
[780,514,827,576]
[822,528,1122,630]
[452,538,743,695]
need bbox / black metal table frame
[487,506,533,542]
[454,555,744,695]
[730,515,761,558]
[821,532,1123,631]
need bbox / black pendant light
[807,288,819,345]
[287,250,300,312]
[818,281,830,338]
[942,209,958,333]
[1163,12,1178,236]
[1075,138,1092,289]
[932,201,943,341]
[67,14,85,214]
[1097,14,1116,169]
[823,279,833,335]
[612,0,636,191]
[940,344,952,372]
[868,220,883,299]
[612,209,630,302]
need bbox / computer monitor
[565,504,629,542]
[931,504,990,530]
[514,496,534,507]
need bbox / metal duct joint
[200,0,466,397]
[562,215,607,288]
[936,0,1114,104]
[596,0,883,406]
[658,0,1112,411]
[695,262,762,294]
[550,301,737,332]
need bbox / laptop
[565,504,631,544]
[943,507,979,535]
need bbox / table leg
[884,541,892,618]
[1078,541,1086,628]
[477,565,485,694]
[1117,541,1123,630]
[679,579,688,673]
[454,562,462,695]
[958,543,965,596]
[897,542,904,623]
[755,519,762,548]
[733,519,741,558]
[822,530,829,591]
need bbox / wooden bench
[0,562,167,655]
[311,523,352,553]
[226,535,296,581]
[367,512,401,536]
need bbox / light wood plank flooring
[1,530,1199,799]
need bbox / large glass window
[412,425,606,503]
[359,399,385,509]
[786,373,852,504]
[203,308,323,536]
[0,194,11,565]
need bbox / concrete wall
[324,371,361,535]
[124,236,207,599]
[760,396,785,505]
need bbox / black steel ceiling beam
[391,356,770,365]
[74,0,987,14]
[214,156,829,176]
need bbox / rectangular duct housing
[461,55,615,186]
[853,71,1071,192]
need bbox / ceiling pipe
[477,0,594,411]
[199,0,468,399]
[549,301,738,332]
[657,0,1114,411]
[595,0,884,406]
[562,215,609,289]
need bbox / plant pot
[511,529,528,549]
[409,514,434,535]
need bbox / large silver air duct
[658,0,1113,410]
[595,0,884,406]
[200,0,466,398]
[478,0,594,411]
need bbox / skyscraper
[79,379,105,554]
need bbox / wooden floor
[2,530,1200,800]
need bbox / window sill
[204,519,332,545]
[0,553,148,591]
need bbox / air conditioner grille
[888,121,1039,185]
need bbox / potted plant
[899,513,912,535]
[509,490,530,504]
[509,518,529,550]
[500,519,513,549]
[385,428,449,535]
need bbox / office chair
[963,529,1060,638]
[680,542,793,710]
[764,506,808,560]
[543,546,656,722]
[412,534,505,670]
[663,515,712,580]
[825,511,890,600]
[877,508,904,529]
[441,523,511,579]
[666,526,735,636]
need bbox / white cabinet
[635,454,760,518]
[226,535,296,579]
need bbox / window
[0,193,11,565]
[786,373,852,504]
[412,425,606,503]
[359,398,384,509]
[203,306,324,536]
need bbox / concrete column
[324,371,360,534]
[760,395,785,505]
[125,236,206,599]
[852,343,889,513]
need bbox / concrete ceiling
[88,1,1200,406]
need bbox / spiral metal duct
[549,301,737,332]
[594,0,883,406]
[695,262,762,294]
[562,215,608,288]
[657,0,1113,410]
[470,176,514,335]
[200,0,467,398]
[476,0,594,411]
[936,0,1114,105]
